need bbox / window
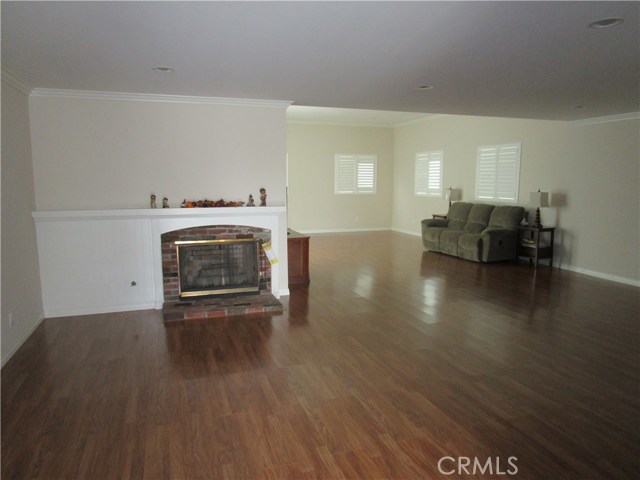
[475,143,521,202]
[415,150,443,197]
[335,154,377,194]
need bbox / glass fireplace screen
[176,238,260,298]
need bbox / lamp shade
[529,191,549,208]
[445,187,462,202]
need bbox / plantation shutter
[415,151,443,196]
[335,155,357,194]
[475,143,521,202]
[356,156,376,193]
[335,154,377,194]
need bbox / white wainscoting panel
[33,207,288,317]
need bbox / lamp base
[534,207,543,229]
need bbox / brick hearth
[163,292,283,323]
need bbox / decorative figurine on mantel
[259,188,267,206]
[247,194,256,206]
[162,197,169,208]
[150,194,157,209]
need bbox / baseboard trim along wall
[559,265,640,288]
[391,228,640,288]
[297,227,390,235]
[43,303,157,320]
[1,315,45,368]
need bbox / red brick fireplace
[161,225,283,322]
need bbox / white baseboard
[298,227,390,234]
[559,264,640,288]
[1,314,45,368]
[44,302,157,319]
[392,227,421,237]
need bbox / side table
[287,229,310,284]
[517,226,556,268]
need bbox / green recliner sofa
[421,202,524,262]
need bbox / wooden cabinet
[287,229,310,284]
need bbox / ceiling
[2,1,639,122]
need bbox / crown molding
[571,111,640,126]
[29,88,292,109]
[1,69,32,96]
[287,120,397,128]
[394,114,446,127]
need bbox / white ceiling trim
[570,112,640,126]
[394,114,448,128]
[287,119,399,129]
[29,88,293,109]
[1,69,32,96]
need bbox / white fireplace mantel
[33,206,289,317]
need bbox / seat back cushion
[463,204,495,233]
[447,202,473,230]
[489,206,525,229]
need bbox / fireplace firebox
[176,238,261,298]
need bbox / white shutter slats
[335,154,377,194]
[415,151,443,196]
[475,143,521,202]
[415,157,429,195]
[356,155,376,193]
[336,155,357,194]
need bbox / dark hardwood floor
[2,231,639,479]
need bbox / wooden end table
[517,226,556,268]
[287,229,310,284]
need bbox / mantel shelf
[32,206,286,221]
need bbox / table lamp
[529,189,549,228]
[445,187,461,208]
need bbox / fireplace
[176,238,261,298]
[161,224,282,321]
[31,206,288,318]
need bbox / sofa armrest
[422,218,449,229]
[480,228,518,262]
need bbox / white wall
[25,91,290,319]
[29,92,289,210]
[393,115,640,284]
[287,123,394,232]
[1,75,44,366]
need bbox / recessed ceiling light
[152,66,174,73]
[418,85,434,90]
[588,17,624,29]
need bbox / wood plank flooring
[2,231,639,479]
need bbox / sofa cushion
[447,202,473,230]
[457,233,483,262]
[488,205,525,229]
[439,229,464,256]
[463,204,495,233]
[422,227,447,251]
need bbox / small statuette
[259,187,267,207]
[150,194,157,209]
[162,197,169,208]
[247,194,256,207]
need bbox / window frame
[475,143,521,203]
[334,154,378,195]
[415,150,443,197]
